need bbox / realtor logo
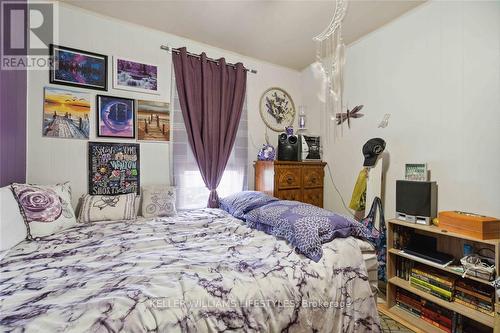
[1,0,58,70]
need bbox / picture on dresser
[88,142,140,195]
[137,100,170,142]
[49,44,107,91]
[113,57,159,94]
[43,87,90,139]
[97,95,135,138]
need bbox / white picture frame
[113,56,159,95]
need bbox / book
[410,276,453,301]
[454,290,493,311]
[412,267,455,288]
[421,316,452,333]
[455,279,494,299]
[410,272,453,292]
[454,298,494,317]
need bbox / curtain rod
[160,45,257,74]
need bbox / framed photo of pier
[137,100,170,142]
[49,44,108,91]
[43,87,91,139]
[97,95,135,139]
[113,57,159,95]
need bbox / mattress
[0,209,380,332]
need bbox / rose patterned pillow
[141,185,176,218]
[10,182,77,239]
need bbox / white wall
[301,1,500,218]
[27,2,302,206]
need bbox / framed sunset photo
[113,57,159,94]
[97,95,135,139]
[49,44,108,91]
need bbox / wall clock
[259,87,296,132]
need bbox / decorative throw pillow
[219,191,278,220]
[79,193,137,223]
[141,185,176,218]
[10,182,76,239]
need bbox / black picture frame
[96,95,136,139]
[49,44,108,91]
[88,142,140,195]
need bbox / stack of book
[421,299,453,333]
[454,279,495,317]
[395,256,414,280]
[410,266,456,302]
[395,287,453,333]
[396,287,422,317]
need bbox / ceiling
[62,0,425,70]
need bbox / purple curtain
[172,47,247,208]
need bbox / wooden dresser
[254,161,327,208]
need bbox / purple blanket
[245,200,371,262]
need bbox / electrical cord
[325,163,356,218]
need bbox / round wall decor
[259,87,295,132]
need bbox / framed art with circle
[96,95,135,138]
[259,87,296,132]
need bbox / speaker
[277,133,299,161]
[396,180,437,225]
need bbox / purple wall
[0,59,27,187]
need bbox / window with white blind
[171,79,248,210]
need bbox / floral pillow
[141,185,176,218]
[11,182,76,239]
[79,193,137,223]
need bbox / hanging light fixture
[313,0,348,141]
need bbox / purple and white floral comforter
[0,209,380,332]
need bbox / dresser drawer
[302,188,324,208]
[302,167,324,188]
[275,167,301,189]
[276,189,303,202]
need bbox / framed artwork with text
[88,142,140,195]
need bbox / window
[171,78,248,210]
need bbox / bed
[0,209,380,332]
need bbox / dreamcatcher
[313,0,348,142]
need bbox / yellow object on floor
[349,168,368,211]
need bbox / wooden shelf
[388,219,500,245]
[388,305,446,333]
[387,248,494,285]
[389,276,495,328]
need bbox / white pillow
[0,186,27,250]
[79,193,137,223]
[11,182,77,239]
[141,185,176,218]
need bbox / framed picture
[43,87,91,139]
[113,57,159,94]
[88,142,140,195]
[137,100,170,142]
[405,163,428,181]
[49,44,107,91]
[97,95,135,139]
[259,87,296,132]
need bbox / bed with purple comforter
[0,208,380,332]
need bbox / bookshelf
[386,218,500,333]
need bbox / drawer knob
[311,177,317,183]
[286,176,293,184]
